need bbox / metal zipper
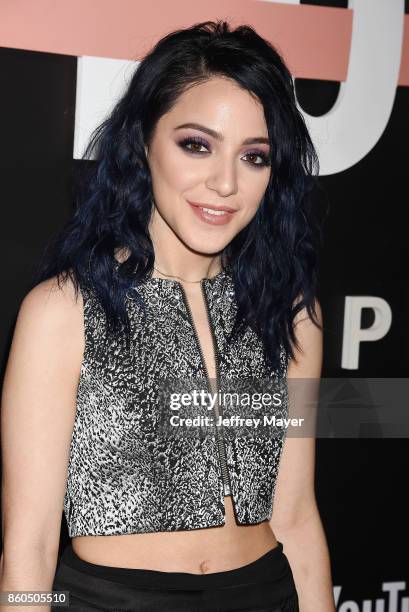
[178,281,232,497]
[67,492,74,526]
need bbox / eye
[177,136,210,155]
[242,150,271,168]
[177,136,271,168]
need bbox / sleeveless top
[63,269,290,537]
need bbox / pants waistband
[60,541,290,590]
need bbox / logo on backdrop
[71,1,407,175]
[0,0,407,174]
[334,581,408,611]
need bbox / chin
[182,233,231,256]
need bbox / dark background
[1,0,408,605]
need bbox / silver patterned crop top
[63,269,289,537]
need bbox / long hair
[30,20,324,372]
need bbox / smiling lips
[187,200,237,225]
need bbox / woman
[0,20,335,612]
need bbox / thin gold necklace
[153,266,216,284]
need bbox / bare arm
[269,299,336,612]
[0,276,84,611]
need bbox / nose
[205,156,238,197]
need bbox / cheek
[150,148,201,199]
[239,170,270,216]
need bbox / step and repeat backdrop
[1,0,408,609]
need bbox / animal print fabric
[63,269,289,536]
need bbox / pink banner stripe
[0,1,408,85]
[399,15,409,86]
[0,0,350,81]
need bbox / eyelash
[177,136,271,168]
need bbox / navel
[198,559,211,574]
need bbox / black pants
[52,541,299,611]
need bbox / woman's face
[145,76,271,256]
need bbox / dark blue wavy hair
[31,20,324,372]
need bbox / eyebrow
[174,122,270,146]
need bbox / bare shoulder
[4,274,86,394]
[17,274,84,344]
[20,273,83,322]
[289,297,323,377]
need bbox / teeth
[201,207,228,216]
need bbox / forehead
[159,76,268,136]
